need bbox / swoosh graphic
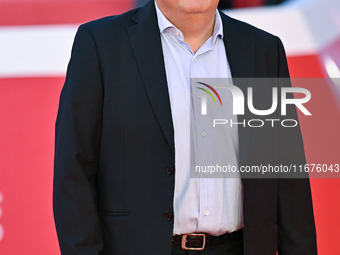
[197,82,222,106]
[197,87,217,105]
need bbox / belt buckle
[181,233,206,250]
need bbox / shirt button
[198,93,202,98]
[194,57,198,61]
[201,131,207,137]
[204,210,209,216]
[175,30,180,36]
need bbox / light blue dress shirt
[155,1,243,236]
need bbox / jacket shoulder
[77,7,141,35]
[220,10,281,44]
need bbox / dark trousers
[171,238,243,255]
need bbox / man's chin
[178,1,217,14]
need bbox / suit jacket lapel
[127,6,255,163]
[220,11,255,168]
[127,2,175,153]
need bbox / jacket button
[163,211,173,221]
[166,165,175,175]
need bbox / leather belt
[172,229,243,250]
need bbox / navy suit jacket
[53,2,317,255]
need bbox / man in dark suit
[53,0,317,254]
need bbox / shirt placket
[190,49,213,232]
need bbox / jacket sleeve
[275,37,318,255]
[53,24,104,255]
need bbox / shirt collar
[155,1,176,33]
[154,1,224,41]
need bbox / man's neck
[155,1,216,53]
